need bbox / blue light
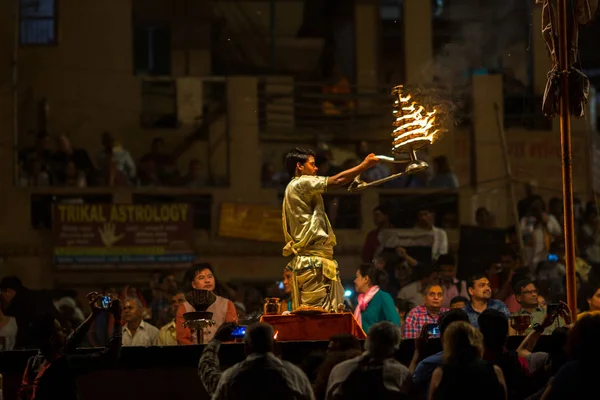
[344,290,352,297]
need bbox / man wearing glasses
[512,279,566,335]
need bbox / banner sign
[53,204,195,265]
[219,202,283,243]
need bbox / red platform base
[260,312,366,341]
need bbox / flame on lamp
[391,86,441,154]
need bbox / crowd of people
[18,132,209,188]
[3,162,600,398]
[262,141,460,190]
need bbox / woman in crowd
[429,321,507,400]
[353,264,400,335]
[0,305,17,350]
[176,263,237,344]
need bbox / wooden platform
[261,312,366,341]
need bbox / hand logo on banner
[98,223,124,247]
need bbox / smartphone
[100,296,111,310]
[426,323,440,336]
[547,303,560,315]
[547,254,559,262]
[231,325,247,339]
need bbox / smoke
[416,0,530,125]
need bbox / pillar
[354,0,379,92]
[403,0,433,85]
[226,77,262,197]
[472,74,510,226]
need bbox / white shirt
[431,226,448,260]
[122,320,159,347]
[158,320,178,346]
[0,316,17,351]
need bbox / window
[141,80,178,129]
[133,26,171,76]
[20,0,57,45]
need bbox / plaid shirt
[402,305,449,339]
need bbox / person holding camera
[198,322,314,400]
[18,292,122,400]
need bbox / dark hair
[514,279,535,295]
[436,254,456,268]
[439,308,470,335]
[245,323,275,354]
[450,296,469,306]
[414,262,438,281]
[394,298,414,314]
[373,204,392,217]
[183,263,216,291]
[329,333,361,352]
[478,309,509,349]
[285,148,316,178]
[364,321,401,357]
[158,272,174,285]
[0,276,23,291]
[475,207,490,219]
[467,273,488,292]
[358,264,378,287]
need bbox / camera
[231,325,247,339]
[426,323,440,336]
[96,295,113,310]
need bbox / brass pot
[264,298,281,315]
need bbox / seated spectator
[475,207,494,228]
[361,205,394,263]
[450,296,468,309]
[315,334,362,400]
[211,323,314,400]
[428,321,506,400]
[428,155,459,189]
[0,306,17,350]
[279,268,293,313]
[517,322,569,395]
[540,314,600,399]
[410,309,470,395]
[398,262,439,311]
[176,263,237,344]
[143,137,176,182]
[464,274,510,328]
[353,264,400,335]
[512,280,566,335]
[19,156,51,187]
[479,309,531,399]
[0,276,57,349]
[437,254,468,308]
[149,272,178,326]
[577,282,600,320]
[158,291,186,346]
[136,154,161,187]
[61,161,87,187]
[414,209,448,260]
[122,297,159,346]
[403,283,449,339]
[52,134,94,185]
[326,321,410,399]
[180,159,207,188]
[18,294,121,400]
[96,132,136,185]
